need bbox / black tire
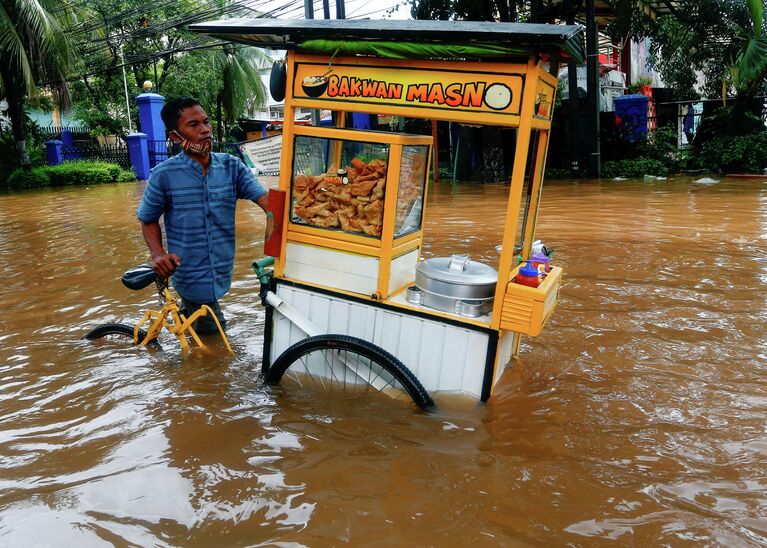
[265,334,434,410]
[84,323,160,348]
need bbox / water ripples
[0,177,766,543]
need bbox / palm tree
[0,0,79,169]
[731,0,767,91]
[726,0,767,133]
[213,43,269,144]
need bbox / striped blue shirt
[137,152,267,303]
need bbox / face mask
[171,130,212,156]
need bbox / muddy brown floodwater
[0,175,766,546]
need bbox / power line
[61,0,403,84]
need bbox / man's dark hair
[160,97,201,132]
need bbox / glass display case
[291,134,390,238]
[394,144,429,238]
[283,126,432,300]
[289,127,431,242]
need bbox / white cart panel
[269,284,494,397]
[283,242,379,296]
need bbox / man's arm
[255,191,274,241]
[141,221,181,278]
[255,192,269,212]
[234,159,272,238]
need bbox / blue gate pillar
[60,129,73,146]
[126,133,150,180]
[46,140,63,165]
[136,92,166,167]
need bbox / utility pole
[336,0,345,19]
[585,0,600,177]
[119,44,133,133]
[565,0,580,176]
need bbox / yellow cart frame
[191,18,584,401]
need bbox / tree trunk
[216,92,223,144]
[157,54,174,91]
[1,67,31,170]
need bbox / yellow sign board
[292,56,527,124]
[534,80,555,120]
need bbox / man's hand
[141,222,179,278]
[152,252,181,278]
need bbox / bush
[2,160,136,190]
[116,168,136,182]
[47,162,113,185]
[635,126,679,167]
[545,167,572,179]
[697,131,767,173]
[6,168,50,189]
[602,158,669,178]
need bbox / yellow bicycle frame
[133,287,233,354]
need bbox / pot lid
[416,254,498,286]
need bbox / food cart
[190,19,585,408]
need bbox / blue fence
[62,141,130,168]
[147,140,245,167]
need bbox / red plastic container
[514,261,540,288]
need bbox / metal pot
[414,254,498,317]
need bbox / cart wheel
[265,334,434,410]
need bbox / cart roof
[188,18,585,64]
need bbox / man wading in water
[137,97,270,334]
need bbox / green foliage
[0,0,78,98]
[645,0,767,101]
[160,48,222,118]
[602,124,680,172]
[602,158,670,178]
[68,0,203,133]
[71,80,133,135]
[646,16,702,100]
[68,0,269,140]
[0,0,79,168]
[0,112,49,183]
[544,167,571,179]
[216,44,269,127]
[6,168,51,189]
[627,76,653,94]
[635,126,679,167]
[3,161,136,190]
[694,103,764,144]
[676,148,704,172]
[697,131,767,173]
[47,163,112,185]
[604,126,767,175]
[730,0,767,92]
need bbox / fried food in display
[292,156,388,236]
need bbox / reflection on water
[1,176,766,544]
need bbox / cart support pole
[264,291,393,393]
[265,291,322,337]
